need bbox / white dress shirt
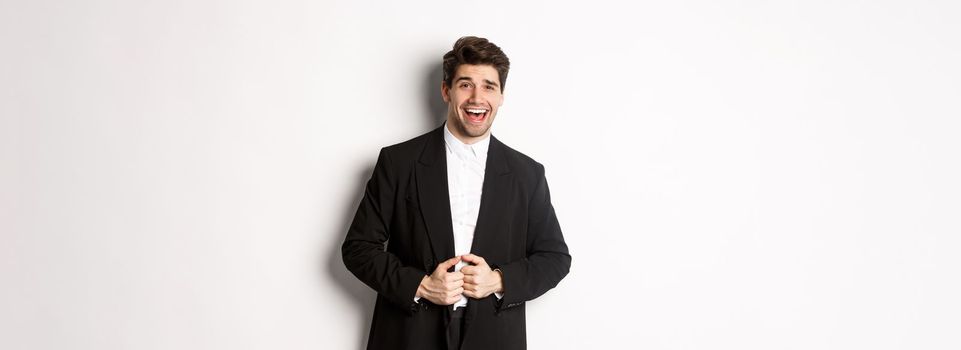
[443,123,489,310]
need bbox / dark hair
[443,36,511,92]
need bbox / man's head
[441,36,510,144]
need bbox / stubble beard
[462,118,490,137]
[450,115,491,139]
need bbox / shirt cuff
[493,268,504,300]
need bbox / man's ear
[441,81,450,103]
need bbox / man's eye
[460,83,471,88]
[485,85,496,91]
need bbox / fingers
[441,288,464,305]
[461,264,491,277]
[460,254,486,266]
[462,285,488,299]
[427,255,494,304]
[445,278,464,290]
[428,285,466,305]
[435,256,462,272]
[445,272,463,282]
[463,282,485,293]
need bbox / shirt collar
[443,122,490,159]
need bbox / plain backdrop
[2,1,959,349]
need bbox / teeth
[466,109,487,114]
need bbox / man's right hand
[415,256,464,305]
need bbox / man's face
[442,64,504,144]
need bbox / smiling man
[445,63,503,142]
[342,36,571,350]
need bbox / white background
[2,1,959,349]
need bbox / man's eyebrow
[453,77,500,87]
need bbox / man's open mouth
[464,108,489,124]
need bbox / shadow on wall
[324,62,447,350]
[424,62,447,130]
[325,164,376,350]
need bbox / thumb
[436,256,461,271]
[461,253,486,266]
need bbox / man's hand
[460,254,504,299]
[416,256,464,305]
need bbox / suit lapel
[415,126,455,262]
[469,135,513,259]
[463,136,513,330]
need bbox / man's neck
[445,121,490,145]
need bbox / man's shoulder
[376,127,440,164]
[495,137,547,179]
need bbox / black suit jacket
[342,126,571,350]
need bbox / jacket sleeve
[342,148,426,311]
[495,164,572,311]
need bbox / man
[342,36,571,350]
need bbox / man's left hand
[460,254,504,299]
